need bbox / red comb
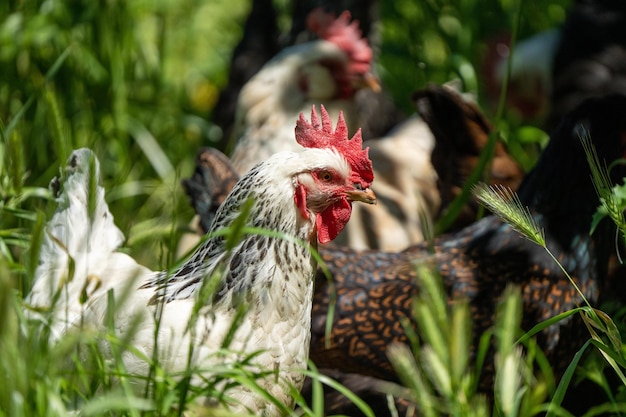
[306,8,373,75]
[295,105,374,189]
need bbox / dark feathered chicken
[414,84,523,231]
[335,84,523,251]
[182,148,240,235]
[309,94,626,397]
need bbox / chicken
[213,1,401,151]
[229,7,379,174]
[484,0,626,305]
[414,84,524,231]
[184,84,523,253]
[27,106,376,416]
[28,150,151,340]
[332,82,522,251]
[308,94,626,411]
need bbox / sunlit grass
[385,266,552,417]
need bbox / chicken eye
[319,170,333,182]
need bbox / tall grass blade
[579,127,626,237]
[387,343,438,417]
[2,46,72,141]
[126,118,174,180]
[300,368,377,417]
[449,299,471,384]
[545,340,592,417]
[472,182,545,247]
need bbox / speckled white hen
[28,106,375,416]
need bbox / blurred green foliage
[0,0,249,271]
[379,0,570,112]
[380,0,570,174]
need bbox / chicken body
[29,109,376,416]
[91,149,353,414]
[28,149,151,340]
[310,94,626,397]
[335,84,524,251]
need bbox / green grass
[5,0,626,416]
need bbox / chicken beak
[347,187,377,205]
[356,72,381,93]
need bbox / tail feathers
[48,149,124,255]
[28,148,141,335]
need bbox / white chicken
[27,106,376,416]
[230,8,379,174]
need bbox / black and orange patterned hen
[309,94,626,397]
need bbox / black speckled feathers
[309,94,626,385]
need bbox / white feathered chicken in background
[27,106,376,416]
[28,150,151,339]
[230,7,379,174]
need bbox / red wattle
[316,198,351,244]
